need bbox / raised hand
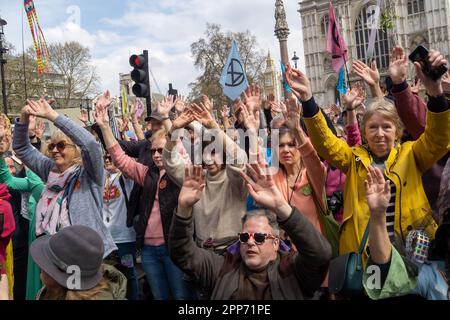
[79,109,89,123]
[285,65,312,102]
[26,97,59,122]
[352,60,380,87]
[96,90,114,113]
[414,49,448,97]
[388,46,408,85]
[171,108,195,131]
[220,105,229,119]
[240,162,291,218]
[269,100,287,115]
[178,165,206,209]
[93,100,110,128]
[201,95,213,112]
[282,97,301,130]
[157,95,175,118]
[242,84,262,114]
[364,166,391,219]
[174,95,188,114]
[239,100,260,131]
[191,102,219,129]
[343,82,365,110]
[35,119,46,139]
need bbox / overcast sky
[1,0,305,97]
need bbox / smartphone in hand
[409,45,448,81]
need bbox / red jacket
[0,183,14,274]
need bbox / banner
[326,1,348,73]
[337,67,347,95]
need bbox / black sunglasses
[238,232,276,245]
[151,148,163,155]
[48,141,76,153]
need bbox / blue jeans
[116,242,139,300]
[141,244,194,300]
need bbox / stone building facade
[298,0,450,107]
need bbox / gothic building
[262,51,282,103]
[298,0,450,107]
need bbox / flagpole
[21,7,28,100]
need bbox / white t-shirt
[102,171,136,244]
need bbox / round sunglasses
[238,232,277,245]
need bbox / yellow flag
[121,85,128,115]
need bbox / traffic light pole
[143,50,152,117]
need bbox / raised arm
[0,156,31,192]
[365,166,392,264]
[240,162,332,295]
[13,104,55,182]
[285,65,354,173]
[24,97,104,186]
[352,59,384,98]
[93,93,148,186]
[411,49,450,172]
[342,82,364,146]
[389,46,427,139]
[169,166,224,289]
[129,99,145,141]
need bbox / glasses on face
[48,141,76,153]
[104,155,112,162]
[151,148,163,155]
[238,232,277,245]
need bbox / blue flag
[219,40,249,101]
[280,62,292,94]
[337,67,347,95]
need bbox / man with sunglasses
[169,164,332,300]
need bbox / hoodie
[0,183,14,274]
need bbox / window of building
[407,0,425,15]
[355,6,390,70]
[321,15,329,36]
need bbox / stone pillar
[274,0,290,98]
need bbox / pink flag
[326,1,348,73]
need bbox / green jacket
[0,157,44,300]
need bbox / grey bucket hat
[30,225,104,291]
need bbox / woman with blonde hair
[285,48,450,260]
[13,97,116,259]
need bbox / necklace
[286,165,302,205]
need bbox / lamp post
[0,18,8,115]
[291,51,299,69]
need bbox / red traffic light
[129,54,146,68]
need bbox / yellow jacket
[304,109,450,258]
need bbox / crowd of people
[0,44,449,301]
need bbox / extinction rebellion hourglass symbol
[225,58,246,87]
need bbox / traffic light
[129,51,150,98]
